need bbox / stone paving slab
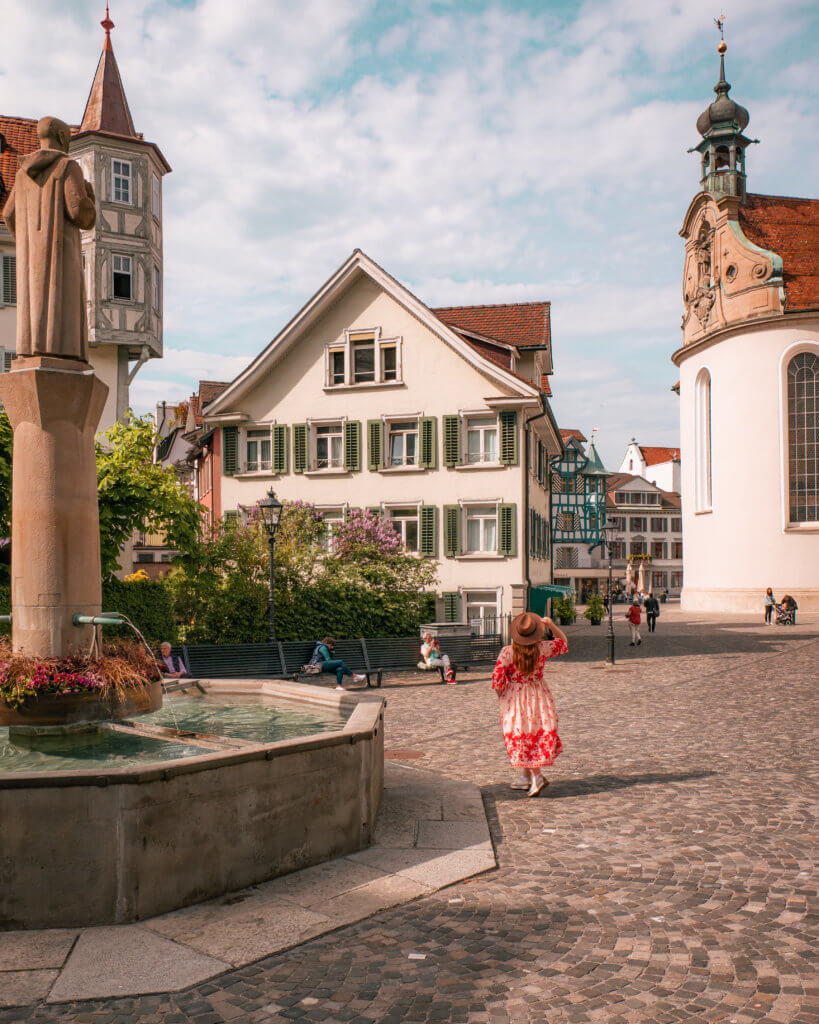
[46,926,228,1003]
[0,762,494,1007]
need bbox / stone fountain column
[0,357,108,657]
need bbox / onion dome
[696,43,749,137]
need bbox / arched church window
[787,352,819,523]
[694,368,712,512]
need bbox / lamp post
[602,521,617,665]
[258,489,283,641]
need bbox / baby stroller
[775,602,795,626]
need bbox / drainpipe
[524,393,548,611]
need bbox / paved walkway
[1,610,816,1023]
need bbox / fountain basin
[0,680,384,929]
[0,679,163,727]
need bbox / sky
[2,0,818,468]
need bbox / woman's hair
[511,640,540,674]
[766,588,772,595]
[322,636,335,646]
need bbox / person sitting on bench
[158,641,187,679]
[309,637,366,690]
[419,633,456,684]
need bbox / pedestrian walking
[491,612,568,798]
[644,591,660,633]
[307,637,366,690]
[626,599,642,646]
[764,587,775,625]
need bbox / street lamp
[258,489,283,641]
[602,520,617,665]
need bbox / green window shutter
[443,591,460,623]
[222,426,239,476]
[498,503,517,556]
[443,504,461,557]
[367,419,384,471]
[271,425,288,474]
[499,411,519,465]
[344,420,361,472]
[293,423,308,474]
[419,505,438,557]
[442,415,461,467]
[420,417,437,469]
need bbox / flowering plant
[0,639,160,710]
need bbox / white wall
[680,317,819,612]
[215,273,555,617]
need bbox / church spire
[690,20,755,200]
[78,5,138,138]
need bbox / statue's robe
[2,149,96,361]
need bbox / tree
[96,413,202,578]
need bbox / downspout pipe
[524,393,549,609]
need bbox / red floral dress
[491,639,567,770]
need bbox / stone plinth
[0,357,108,658]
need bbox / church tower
[674,32,819,613]
[70,6,171,426]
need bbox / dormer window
[112,159,131,204]
[324,328,402,388]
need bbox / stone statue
[2,116,96,362]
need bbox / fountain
[0,118,383,931]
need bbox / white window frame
[387,504,421,552]
[779,341,819,532]
[153,265,161,312]
[317,506,345,551]
[694,366,713,513]
[387,417,420,467]
[244,426,272,473]
[151,172,161,218]
[464,414,499,465]
[323,327,403,388]
[462,587,502,633]
[464,503,499,554]
[112,253,133,301]
[313,421,344,471]
[111,159,132,204]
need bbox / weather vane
[714,12,726,51]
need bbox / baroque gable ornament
[684,218,716,327]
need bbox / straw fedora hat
[510,612,545,646]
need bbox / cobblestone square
[2,609,816,1024]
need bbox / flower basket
[0,680,162,727]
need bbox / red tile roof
[0,115,39,209]
[639,445,680,466]
[199,380,229,407]
[432,302,551,349]
[740,193,819,312]
[455,333,512,369]
[560,429,587,443]
[540,373,552,396]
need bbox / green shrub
[552,595,576,623]
[583,593,606,623]
[100,577,177,645]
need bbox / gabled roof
[606,472,681,510]
[205,249,542,419]
[560,429,587,443]
[432,302,551,350]
[639,445,680,466]
[740,194,819,312]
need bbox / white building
[606,474,683,598]
[0,10,169,429]
[674,41,819,612]
[202,249,564,622]
[619,441,681,493]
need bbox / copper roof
[432,302,551,349]
[740,193,819,312]
[639,445,680,466]
[78,8,138,139]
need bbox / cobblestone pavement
[3,610,817,1024]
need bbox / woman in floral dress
[491,611,568,797]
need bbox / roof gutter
[524,393,550,607]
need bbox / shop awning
[528,583,573,614]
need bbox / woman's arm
[542,615,567,646]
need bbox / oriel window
[112,160,131,204]
[112,255,132,300]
